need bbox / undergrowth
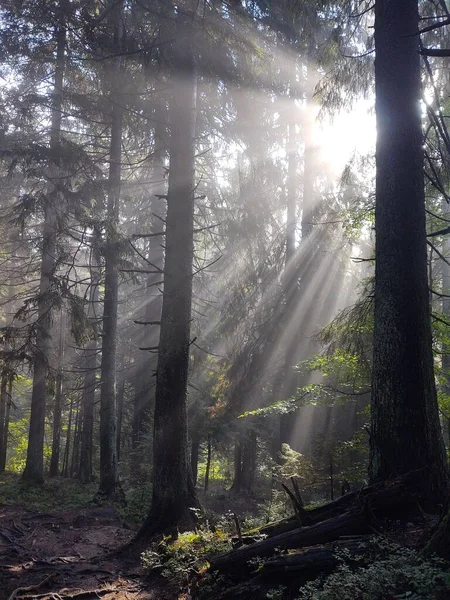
[0,472,97,511]
[141,526,232,590]
[295,538,450,600]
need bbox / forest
[1,0,450,598]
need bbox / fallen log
[213,538,371,600]
[259,470,423,538]
[210,509,370,574]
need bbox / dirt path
[0,504,171,600]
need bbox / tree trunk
[132,96,166,462]
[62,395,73,478]
[2,380,12,470]
[49,310,65,478]
[22,4,66,484]
[79,228,101,484]
[191,435,200,486]
[204,435,212,493]
[116,368,125,463]
[369,0,449,507]
[0,373,7,473]
[70,404,81,478]
[98,1,123,501]
[136,0,199,538]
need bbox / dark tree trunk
[136,0,199,538]
[70,404,81,478]
[79,229,100,484]
[0,374,7,473]
[204,435,212,493]
[2,380,12,470]
[132,98,166,462]
[231,431,257,494]
[116,369,125,462]
[98,2,123,501]
[23,6,66,484]
[49,311,65,478]
[62,395,73,478]
[370,0,448,506]
[231,437,243,493]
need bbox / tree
[97,0,124,501]
[369,0,448,506]
[136,0,200,537]
[22,2,66,483]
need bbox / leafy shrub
[296,538,450,600]
[141,527,232,588]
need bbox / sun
[315,100,376,174]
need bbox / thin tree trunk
[23,4,66,484]
[79,228,101,483]
[204,435,212,493]
[98,1,123,501]
[62,395,73,478]
[0,374,7,472]
[136,1,200,538]
[2,380,12,470]
[370,0,448,506]
[191,435,200,486]
[231,437,243,493]
[49,310,65,477]
[70,404,81,478]
[116,368,125,463]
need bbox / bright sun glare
[316,100,376,174]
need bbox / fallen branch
[8,574,54,600]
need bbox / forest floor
[0,503,172,600]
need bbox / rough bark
[210,510,370,574]
[370,0,449,507]
[49,311,65,478]
[23,8,66,483]
[0,373,7,473]
[98,1,123,501]
[131,96,166,461]
[79,228,101,484]
[135,1,199,538]
[204,435,212,492]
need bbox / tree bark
[204,435,212,492]
[135,0,200,538]
[22,3,66,484]
[49,310,65,478]
[98,1,123,501]
[79,228,101,484]
[370,0,449,507]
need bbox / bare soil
[0,504,173,600]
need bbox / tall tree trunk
[279,58,317,450]
[62,395,73,478]
[204,435,212,493]
[132,97,166,461]
[23,9,66,483]
[2,380,12,470]
[190,435,200,486]
[0,374,7,472]
[441,202,450,457]
[136,0,199,538]
[70,404,81,478]
[116,366,125,463]
[370,0,448,506]
[98,1,123,501]
[49,310,65,477]
[79,228,101,483]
